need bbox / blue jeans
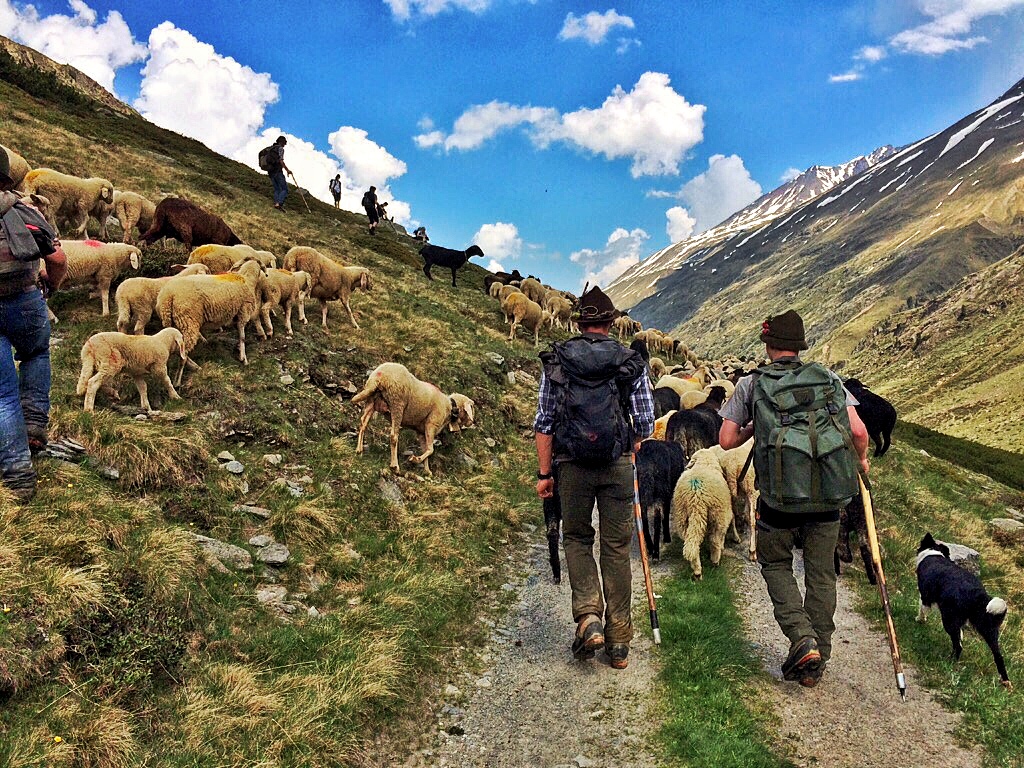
[0,288,51,489]
[269,170,288,205]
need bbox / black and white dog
[916,533,1011,689]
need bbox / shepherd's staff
[630,452,661,644]
[859,473,907,701]
[287,171,312,213]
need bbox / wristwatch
[536,471,553,480]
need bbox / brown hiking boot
[571,614,604,660]
[608,643,629,670]
[782,636,822,682]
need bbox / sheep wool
[1,144,31,189]
[21,168,114,238]
[115,263,210,335]
[112,190,157,244]
[188,243,258,274]
[258,268,312,337]
[707,442,758,561]
[282,247,370,329]
[61,240,142,316]
[502,292,546,347]
[76,328,186,413]
[670,449,733,580]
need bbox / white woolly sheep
[670,448,734,580]
[704,378,735,400]
[706,441,758,562]
[187,243,257,273]
[502,292,547,347]
[1,144,31,190]
[649,357,666,381]
[61,239,142,316]
[545,295,573,331]
[281,246,371,329]
[352,362,476,477]
[258,268,311,337]
[21,168,114,237]
[76,328,186,413]
[112,190,157,244]
[156,259,266,383]
[650,410,677,441]
[115,263,211,335]
[518,277,547,305]
[496,284,522,307]
[488,280,506,299]
[655,374,702,398]
[680,390,709,410]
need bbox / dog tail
[987,597,1008,616]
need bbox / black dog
[844,378,897,457]
[542,485,562,584]
[916,533,1011,689]
[636,440,686,560]
[419,243,485,287]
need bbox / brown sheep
[140,197,242,249]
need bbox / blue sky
[3,0,1023,291]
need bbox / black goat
[636,441,686,560]
[420,243,485,287]
[844,378,897,457]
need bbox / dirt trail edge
[734,551,982,768]
[403,523,671,768]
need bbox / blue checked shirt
[534,367,655,440]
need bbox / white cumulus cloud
[780,167,802,183]
[328,126,408,187]
[485,258,506,273]
[384,0,491,22]
[472,222,523,261]
[666,206,696,242]
[0,0,146,94]
[570,227,650,290]
[654,154,762,235]
[418,72,705,178]
[558,9,635,44]
[829,70,863,83]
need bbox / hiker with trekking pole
[534,285,656,669]
[258,135,292,212]
[720,310,872,688]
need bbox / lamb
[257,268,312,337]
[115,263,211,335]
[1,144,32,190]
[636,440,686,560]
[156,258,266,383]
[844,378,897,457]
[670,448,734,580]
[112,190,157,244]
[419,243,484,287]
[61,240,142,316]
[76,328,186,413]
[140,197,242,249]
[502,292,547,347]
[706,442,758,562]
[351,362,476,477]
[21,168,114,237]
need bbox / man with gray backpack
[720,310,869,688]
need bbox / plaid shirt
[534,367,655,440]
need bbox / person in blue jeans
[0,147,66,501]
[266,135,291,211]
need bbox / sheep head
[128,247,142,270]
[162,327,187,360]
[448,393,476,432]
[358,270,372,292]
[466,245,485,259]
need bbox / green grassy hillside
[0,71,554,767]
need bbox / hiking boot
[608,643,629,670]
[26,426,47,456]
[781,636,822,682]
[799,663,825,688]
[571,614,604,660]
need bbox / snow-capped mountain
[606,146,896,310]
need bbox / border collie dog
[916,533,1011,689]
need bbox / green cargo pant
[756,519,840,662]
[557,455,635,645]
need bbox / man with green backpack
[720,310,869,688]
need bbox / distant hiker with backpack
[258,135,291,211]
[719,309,869,688]
[329,174,342,208]
[534,286,654,670]
[362,186,379,235]
[0,146,67,502]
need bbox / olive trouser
[756,519,840,662]
[557,455,635,645]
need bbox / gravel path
[734,550,982,768]
[403,513,671,768]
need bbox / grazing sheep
[844,378,897,457]
[655,374,702,398]
[61,240,142,316]
[115,263,211,335]
[546,295,573,331]
[649,357,666,382]
[140,197,242,249]
[156,259,266,383]
[352,362,475,477]
[281,248,371,330]
[257,268,311,337]
[21,168,114,237]
[1,144,31,189]
[707,442,758,562]
[518,277,546,305]
[187,243,257,273]
[502,292,547,347]
[637,440,686,560]
[680,390,709,410]
[112,190,157,244]
[419,243,484,286]
[76,328,186,413]
[496,284,522,307]
[671,448,733,580]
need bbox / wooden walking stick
[288,171,312,213]
[859,473,907,701]
[631,452,661,644]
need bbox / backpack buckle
[780,412,792,426]
[827,401,839,415]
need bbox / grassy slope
[0,76,550,767]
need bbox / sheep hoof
[749,551,757,562]
[692,573,702,582]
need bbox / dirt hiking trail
[402,518,982,768]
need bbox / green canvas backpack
[751,360,859,514]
